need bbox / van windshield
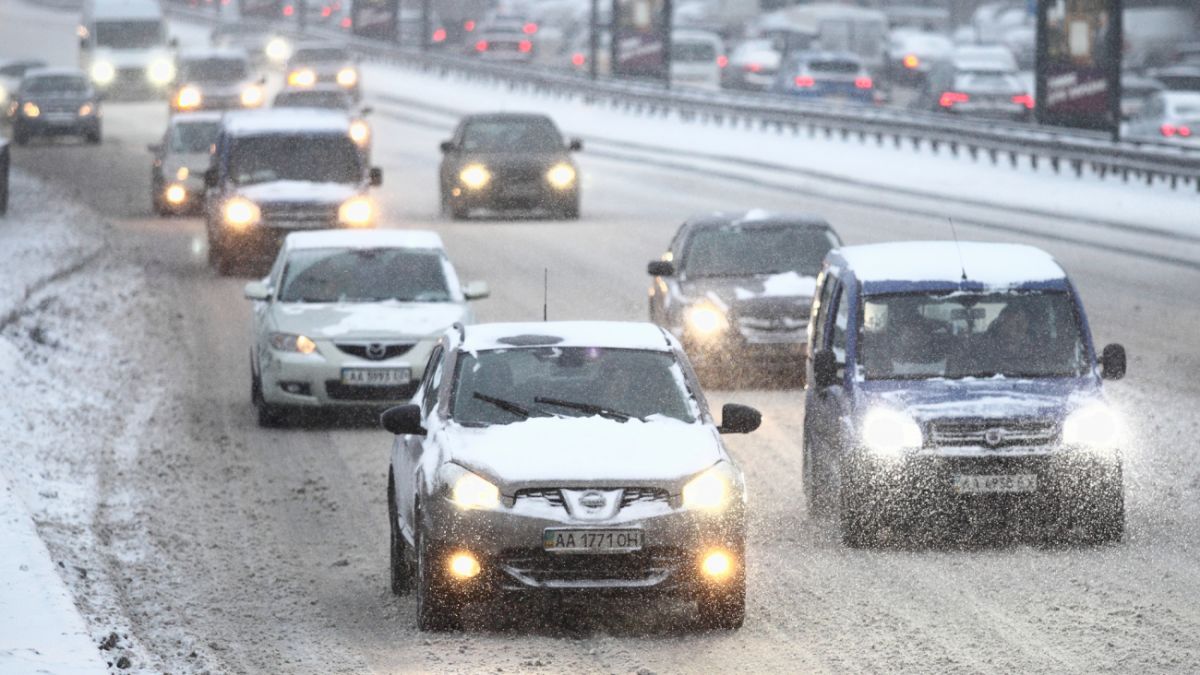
[859,291,1088,380]
[94,20,163,49]
[229,135,361,185]
[181,59,248,82]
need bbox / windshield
[23,76,89,95]
[859,291,1088,380]
[452,348,696,426]
[273,91,350,109]
[169,121,221,153]
[180,59,248,82]
[292,48,349,63]
[461,119,563,152]
[278,248,451,303]
[93,20,163,49]
[229,135,362,185]
[683,225,836,278]
[956,71,1020,89]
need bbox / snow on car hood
[272,301,465,340]
[861,376,1101,423]
[681,273,816,310]
[444,416,723,490]
[236,181,360,205]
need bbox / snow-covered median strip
[0,473,107,675]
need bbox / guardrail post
[0,137,8,217]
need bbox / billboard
[611,0,671,81]
[1035,0,1122,133]
[353,0,400,41]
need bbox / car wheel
[415,521,464,631]
[449,200,469,221]
[388,474,413,595]
[1079,464,1125,544]
[560,198,580,220]
[802,429,832,517]
[839,471,880,548]
[13,125,29,146]
[85,127,101,144]
[251,364,289,428]
[696,573,745,630]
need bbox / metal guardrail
[170,4,1200,193]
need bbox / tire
[1079,464,1125,544]
[449,200,469,221]
[802,430,832,518]
[251,366,288,428]
[696,573,745,630]
[415,522,464,631]
[13,126,29,146]
[839,471,880,548]
[85,127,101,145]
[388,475,413,595]
[560,198,580,220]
[210,235,238,276]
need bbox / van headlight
[265,37,292,63]
[240,84,264,108]
[338,197,373,226]
[90,61,116,85]
[459,164,491,189]
[546,162,576,189]
[861,408,923,457]
[684,301,728,338]
[683,463,735,512]
[336,67,358,87]
[1062,402,1122,450]
[223,197,261,229]
[443,465,500,510]
[147,58,175,85]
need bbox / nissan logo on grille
[984,428,1006,447]
[578,491,606,510]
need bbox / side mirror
[812,349,838,389]
[463,280,490,300]
[169,37,180,49]
[1100,343,1126,380]
[259,75,268,85]
[146,143,162,154]
[647,260,675,277]
[718,403,761,434]
[360,105,374,116]
[380,404,426,436]
[568,138,583,151]
[203,167,219,188]
[369,167,383,187]
[243,280,271,301]
[80,37,88,50]
[439,140,455,153]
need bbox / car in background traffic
[203,109,383,274]
[922,46,1031,121]
[170,50,264,113]
[468,16,536,62]
[0,58,47,112]
[382,321,761,631]
[771,52,876,105]
[1126,91,1200,146]
[647,211,841,384]
[1120,73,1165,122]
[438,113,581,220]
[286,45,361,101]
[5,68,101,145]
[244,229,489,427]
[722,38,781,91]
[272,86,372,152]
[210,21,292,67]
[803,241,1128,547]
[79,0,176,99]
[885,30,953,86]
[148,111,222,215]
[670,29,724,91]
[565,28,610,76]
[398,5,449,48]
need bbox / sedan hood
[445,416,723,490]
[681,271,817,307]
[272,301,466,340]
[861,376,1100,423]
[237,181,360,205]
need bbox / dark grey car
[7,68,101,145]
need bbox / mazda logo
[579,491,606,510]
[984,428,1005,447]
[365,343,387,360]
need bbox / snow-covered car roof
[460,322,673,353]
[832,241,1068,290]
[284,230,445,252]
[221,109,352,136]
[688,210,834,230]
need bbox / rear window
[672,41,717,62]
[955,71,1020,88]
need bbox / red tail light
[464,20,476,32]
[794,76,815,87]
[518,40,533,53]
[432,28,446,42]
[321,5,331,17]
[571,52,586,67]
[746,63,762,73]
[855,76,873,89]
[939,91,969,107]
[340,17,351,28]
[475,40,489,52]
[717,55,729,68]
[1161,123,1177,137]
[1179,126,1192,137]
[523,22,538,35]
[282,4,293,16]
[1012,94,1035,109]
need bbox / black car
[647,211,842,382]
[438,113,581,220]
[6,68,101,145]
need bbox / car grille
[323,380,418,401]
[334,342,416,361]
[928,418,1058,448]
[493,165,545,185]
[514,487,671,509]
[39,102,79,114]
[733,297,811,340]
[497,547,684,588]
[259,202,339,227]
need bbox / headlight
[861,408,923,457]
[175,166,190,181]
[268,332,318,354]
[336,67,358,87]
[546,162,576,189]
[288,68,316,87]
[684,301,728,337]
[450,469,500,510]
[348,119,370,146]
[222,197,261,229]
[21,102,40,118]
[265,37,291,63]
[1062,402,1123,449]
[175,86,202,110]
[682,464,734,511]
[165,184,187,205]
[0,85,9,104]
[459,164,491,189]
[147,58,176,85]
[90,61,116,85]
[338,197,373,226]
[78,103,94,116]
[240,84,264,108]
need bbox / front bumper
[680,327,807,371]
[259,337,434,408]
[452,182,578,213]
[16,115,99,136]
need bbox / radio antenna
[948,217,968,281]
[543,268,548,322]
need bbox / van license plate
[952,474,1037,494]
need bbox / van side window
[811,272,838,350]
[832,284,850,367]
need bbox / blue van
[802,241,1127,547]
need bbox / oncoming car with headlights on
[6,68,101,146]
[272,86,372,155]
[382,322,762,631]
[438,113,582,220]
[245,230,489,427]
[169,50,265,113]
[802,242,1128,547]
[285,45,361,102]
[203,109,384,274]
[647,211,842,384]
[148,111,221,215]
[79,0,176,99]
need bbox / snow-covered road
[3,0,1200,672]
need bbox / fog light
[280,381,311,395]
[448,552,481,579]
[700,550,734,580]
[165,184,187,205]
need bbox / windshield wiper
[534,397,644,422]
[473,392,533,419]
